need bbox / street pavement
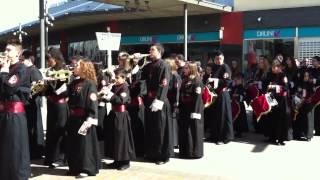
[30,132,320,180]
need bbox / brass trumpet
[31,68,73,96]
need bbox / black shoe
[75,173,89,179]
[279,141,285,146]
[314,132,320,136]
[215,141,223,145]
[155,159,169,165]
[49,160,64,169]
[223,140,231,144]
[117,164,130,171]
[105,161,118,169]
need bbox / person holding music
[141,43,173,165]
[0,39,31,180]
[264,59,292,145]
[178,62,204,158]
[231,73,249,138]
[65,58,100,178]
[206,50,234,145]
[103,68,135,171]
[43,47,69,168]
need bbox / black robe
[207,63,234,143]
[44,68,68,165]
[141,59,173,161]
[96,73,111,141]
[104,83,136,161]
[66,79,100,175]
[231,84,249,135]
[264,72,292,142]
[167,72,182,148]
[0,63,31,180]
[128,68,147,157]
[311,67,320,135]
[25,65,44,159]
[293,80,315,140]
[178,77,204,158]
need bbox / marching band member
[311,56,320,136]
[21,50,45,159]
[127,57,147,157]
[141,43,173,165]
[249,55,270,132]
[202,63,213,138]
[206,51,234,145]
[293,70,315,141]
[178,62,204,159]
[264,59,292,145]
[166,58,182,149]
[43,47,68,168]
[65,58,100,178]
[0,39,31,180]
[104,68,135,171]
[94,62,111,141]
[231,73,249,138]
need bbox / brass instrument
[128,53,149,69]
[31,68,73,96]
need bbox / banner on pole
[96,32,121,51]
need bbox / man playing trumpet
[0,39,31,180]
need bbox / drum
[251,93,278,121]
[246,84,259,102]
[202,85,217,108]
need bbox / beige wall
[234,0,320,11]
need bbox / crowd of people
[0,39,319,179]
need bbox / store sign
[244,28,295,39]
[299,27,320,37]
[121,32,219,45]
[256,30,280,38]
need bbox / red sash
[0,101,25,113]
[113,105,127,112]
[47,95,67,104]
[130,96,144,106]
[70,108,86,117]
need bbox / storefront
[242,28,296,71]
[68,31,220,66]
[242,26,320,71]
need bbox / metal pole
[107,27,112,70]
[184,4,188,60]
[40,0,46,69]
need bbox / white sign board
[96,32,121,51]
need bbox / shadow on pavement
[31,166,68,178]
[231,132,269,153]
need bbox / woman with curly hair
[65,58,100,178]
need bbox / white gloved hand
[86,117,98,126]
[190,113,201,120]
[105,92,114,101]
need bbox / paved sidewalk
[30,133,320,180]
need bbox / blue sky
[0,0,64,32]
